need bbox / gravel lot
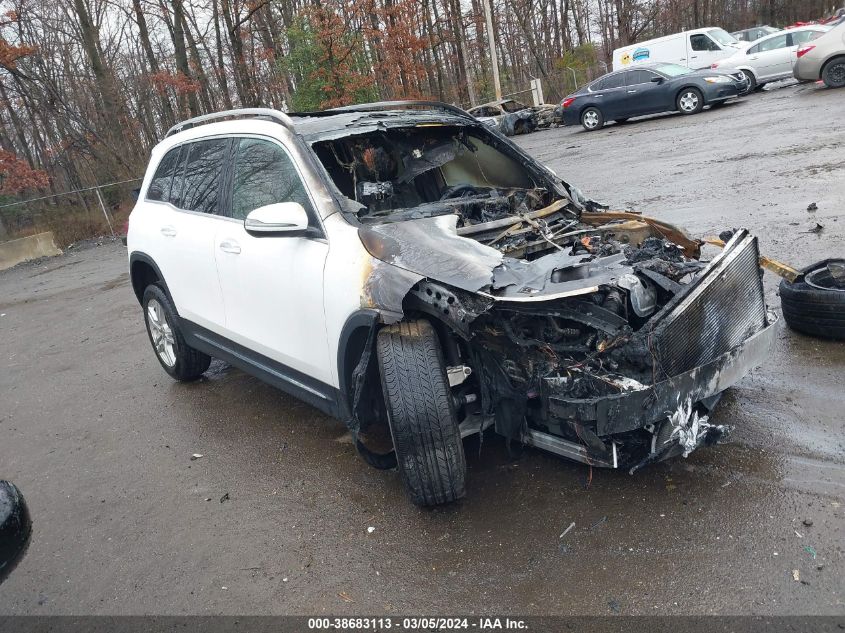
[1,82,843,615]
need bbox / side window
[748,43,760,54]
[590,76,608,91]
[690,34,718,51]
[626,70,658,85]
[601,74,625,89]
[231,138,314,221]
[757,34,788,52]
[146,147,181,203]
[179,139,228,214]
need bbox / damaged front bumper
[529,311,777,469]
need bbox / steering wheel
[440,183,479,201]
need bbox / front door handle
[627,89,637,93]
[219,239,241,254]
[160,226,177,237]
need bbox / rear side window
[626,70,658,85]
[231,138,314,220]
[593,74,624,90]
[146,148,181,203]
[754,34,788,52]
[178,139,228,214]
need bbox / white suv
[128,103,776,506]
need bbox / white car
[711,25,831,89]
[128,103,777,506]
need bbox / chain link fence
[0,179,141,248]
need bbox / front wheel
[142,285,211,381]
[822,57,845,89]
[376,320,466,506]
[677,88,704,115]
[580,107,604,131]
[741,69,757,92]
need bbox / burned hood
[358,214,632,300]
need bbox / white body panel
[713,27,830,83]
[612,28,740,71]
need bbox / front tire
[821,57,845,89]
[376,320,466,506]
[741,69,757,92]
[677,88,704,114]
[142,285,211,381]
[580,107,604,131]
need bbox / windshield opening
[311,125,555,226]
[708,28,739,46]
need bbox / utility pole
[482,0,502,100]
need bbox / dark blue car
[559,62,748,131]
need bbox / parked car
[793,21,845,88]
[560,62,747,131]
[612,27,743,71]
[468,99,537,135]
[711,25,830,89]
[730,25,780,42]
[128,102,777,506]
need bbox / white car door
[748,33,791,80]
[144,139,228,332]
[213,136,333,386]
[688,33,726,68]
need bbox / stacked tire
[779,260,845,341]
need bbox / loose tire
[780,260,845,341]
[142,285,211,380]
[821,57,845,89]
[376,320,466,506]
[581,107,604,131]
[740,69,757,92]
[0,481,31,585]
[677,87,704,114]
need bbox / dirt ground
[1,82,843,616]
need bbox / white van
[612,28,742,71]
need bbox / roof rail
[165,108,295,138]
[326,100,474,120]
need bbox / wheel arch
[129,252,171,305]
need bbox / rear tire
[142,285,211,381]
[376,320,466,506]
[779,260,845,341]
[821,57,845,89]
[676,87,704,114]
[580,107,604,131]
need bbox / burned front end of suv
[299,106,778,470]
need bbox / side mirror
[244,202,309,236]
[651,76,664,84]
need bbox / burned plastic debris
[301,111,776,471]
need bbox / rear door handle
[627,90,637,93]
[160,226,177,237]
[219,239,241,254]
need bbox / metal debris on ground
[590,516,608,530]
[559,522,575,539]
[804,545,817,559]
[792,569,800,582]
[802,518,814,527]
[806,202,817,212]
[338,591,354,603]
[190,453,203,461]
[802,223,824,234]
[220,493,229,503]
[367,526,375,534]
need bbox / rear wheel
[142,285,211,381]
[376,320,466,506]
[821,57,845,89]
[676,88,704,114]
[581,107,604,131]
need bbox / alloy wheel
[583,110,599,129]
[679,91,699,112]
[147,299,176,367]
